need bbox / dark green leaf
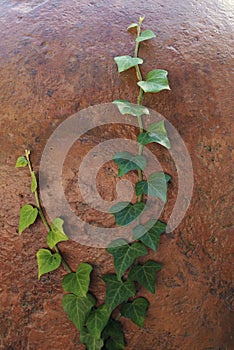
[133,220,166,252]
[113,151,146,177]
[62,293,95,331]
[136,30,156,43]
[137,69,170,93]
[128,260,162,293]
[86,304,110,339]
[103,274,135,312]
[102,319,125,350]
[15,156,28,168]
[114,55,143,73]
[121,297,149,327]
[109,202,145,226]
[19,204,38,235]
[46,217,69,249]
[113,100,149,117]
[107,239,147,280]
[137,120,171,149]
[135,171,168,203]
[80,327,104,350]
[127,23,138,30]
[62,262,93,297]
[31,171,37,193]
[36,248,62,279]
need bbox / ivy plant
[16,16,171,350]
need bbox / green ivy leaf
[127,23,138,30]
[136,29,156,43]
[114,55,143,73]
[106,239,147,280]
[135,171,169,203]
[137,69,170,93]
[46,217,69,249]
[113,151,146,177]
[15,156,28,168]
[62,262,93,297]
[133,220,166,252]
[31,171,37,193]
[102,319,125,350]
[128,260,162,293]
[113,100,149,117]
[121,297,149,327]
[103,274,136,312]
[19,204,38,235]
[109,202,145,226]
[62,293,95,331]
[80,327,104,350]
[86,304,110,339]
[36,248,62,279]
[137,120,171,149]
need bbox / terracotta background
[0,0,233,349]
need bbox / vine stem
[25,150,72,273]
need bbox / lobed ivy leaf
[102,319,125,350]
[19,204,38,235]
[135,171,169,203]
[86,304,110,339]
[80,327,104,350]
[113,100,149,117]
[62,293,95,331]
[133,219,166,252]
[137,69,170,93]
[128,260,162,293]
[15,156,28,168]
[36,248,62,279]
[62,262,93,297]
[136,29,156,43]
[107,239,147,280]
[46,217,69,249]
[109,202,145,226]
[114,55,143,73]
[127,23,138,30]
[31,171,37,193]
[137,120,171,149]
[121,297,149,327]
[103,274,136,313]
[113,151,146,177]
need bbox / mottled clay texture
[0,0,233,349]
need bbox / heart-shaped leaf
[107,239,147,280]
[109,202,145,226]
[102,319,125,350]
[128,260,162,293]
[114,55,143,73]
[133,220,166,252]
[137,69,170,93]
[46,217,69,249]
[113,151,146,177]
[62,262,93,297]
[36,248,62,279]
[15,156,28,168]
[136,29,156,43]
[113,100,149,117]
[19,204,38,235]
[103,274,135,312]
[137,120,171,149]
[121,297,149,327]
[86,304,110,339]
[135,171,169,203]
[62,293,95,331]
[80,327,104,350]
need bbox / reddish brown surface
[0,0,233,349]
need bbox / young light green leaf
[135,171,168,203]
[137,120,171,149]
[103,274,136,312]
[109,202,145,226]
[133,220,166,252]
[86,305,110,339]
[113,100,149,117]
[107,239,147,280]
[137,69,170,93]
[80,327,104,350]
[114,55,143,73]
[31,171,37,193]
[127,23,138,30]
[62,262,93,297]
[102,319,125,350]
[128,260,162,293]
[36,248,62,279]
[46,217,69,249]
[113,151,146,177]
[136,29,156,43]
[62,293,95,331]
[15,156,28,168]
[19,204,38,235]
[121,297,149,327]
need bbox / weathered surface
[0,0,233,349]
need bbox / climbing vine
[16,17,171,350]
